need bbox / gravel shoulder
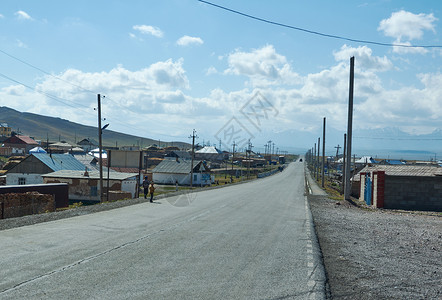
[308,194,441,299]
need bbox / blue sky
[0,0,441,156]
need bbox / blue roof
[32,153,86,171]
[386,159,405,165]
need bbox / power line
[0,72,93,112]
[198,0,442,49]
[354,136,442,141]
[0,48,98,95]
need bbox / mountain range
[0,106,189,149]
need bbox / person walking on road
[142,176,150,199]
[149,182,156,203]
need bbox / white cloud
[206,66,218,75]
[378,10,437,54]
[133,25,163,38]
[334,45,393,72]
[15,10,33,21]
[2,41,442,146]
[2,85,26,96]
[379,10,437,40]
[225,45,302,87]
[176,35,203,46]
[390,41,428,55]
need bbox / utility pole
[335,145,341,159]
[189,129,197,188]
[342,134,347,195]
[313,143,316,176]
[97,94,104,203]
[247,139,253,180]
[231,141,237,182]
[322,117,326,188]
[344,56,355,200]
[317,137,320,180]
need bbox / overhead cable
[198,0,442,49]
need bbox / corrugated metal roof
[169,150,191,159]
[152,158,194,174]
[42,170,137,180]
[32,153,86,171]
[355,165,442,181]
[196,146,222,154]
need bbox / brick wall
[0,192,55,219]
[384,176,442,212]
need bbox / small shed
[42,170,138,202]
[357,165,442,211]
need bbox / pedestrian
[142,176,149,199]
[149,182,155,203]
[175,180,178,191]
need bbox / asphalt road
[0,162,325,299]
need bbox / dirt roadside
[308,193,441,299]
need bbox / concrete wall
[6,173,42,185]
[384,175,442,211]
[43,177,137,201]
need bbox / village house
[77,138,98,152]
[165,150,191,160]
[152,157,213,186]
[42,170,138,202]
[0,123,12,137]
[2,135,39,155]
[5,153,86,185]
[195,146,225,162]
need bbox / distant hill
[0,106,189,149]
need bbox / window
[194,174,198,181]
[18,177,26,185]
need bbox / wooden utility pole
[107,150,111,202]
[97,94,104,202]
[322,117,326,188]
[342,134,347,195]
[231,141,237,182]
[190,129,196,188]
[344,57,355,200]
[335,145,341,159]
[317,137,320,180]
[313,143,316,176]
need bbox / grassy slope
[0,106,189,148]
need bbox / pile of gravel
[308,195,441,299]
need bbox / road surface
[0,162,325,299]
